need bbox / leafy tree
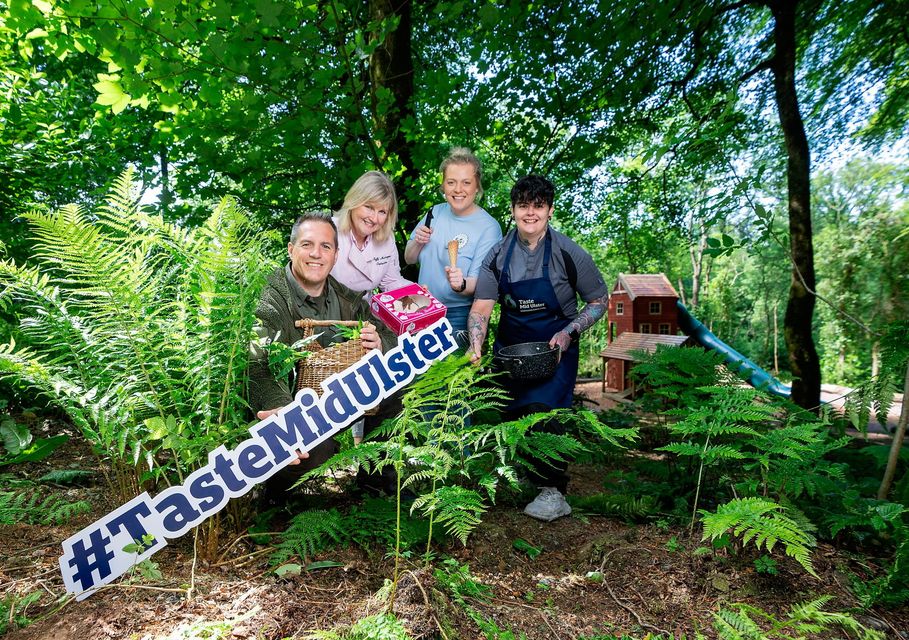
[4,0,907,411]
[0,19,159,260]
[813,159,909,383]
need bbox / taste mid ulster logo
[59,319,458,599]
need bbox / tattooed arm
[467,299,495,364]
[549,292,609,352]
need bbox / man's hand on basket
[257,409,309,464]
[359,322,381,351]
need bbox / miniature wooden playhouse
[599,273,688,393]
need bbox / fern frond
[38,469,94,485]
[270,509,347,566]
[0,489,91,525]
[570,408,639,449]
[301,442,387,482]
[1,172,278,490]
[569,493,658,520]
[713,605,764,639]
[701,497,817,576]
[712,597,885,640]
[521,430,586,466]
[411,485,486,545]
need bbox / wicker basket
[294,319,377,415]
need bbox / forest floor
[2,384,908,640]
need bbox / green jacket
[248,266,396,412]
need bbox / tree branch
[738,57,775,84]
[727,161,880,336]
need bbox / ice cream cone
[447,239,458,268]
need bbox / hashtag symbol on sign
[66,528,116,591]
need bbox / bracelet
[456,278,467,293]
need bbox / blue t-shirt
[410,203,502,309]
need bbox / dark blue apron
[494,230,579,410]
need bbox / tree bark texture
[768,0,821,411]
[368,0,420,231]
[689,221,706,308]
[159,144,172,214]
[878,360,909,500]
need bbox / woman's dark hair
[510,175,555,207]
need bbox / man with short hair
[468,176,609,522]
[249,212,396,491]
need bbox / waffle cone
[447,239,458,267]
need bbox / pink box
[370,284,447,335]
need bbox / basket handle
[294,319,361,329]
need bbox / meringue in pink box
[370,284,447,336]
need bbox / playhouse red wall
[609,293,679,337]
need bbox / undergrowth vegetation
[626,345,909,608]
[0,170,278,556]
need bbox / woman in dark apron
[468,175,610,521]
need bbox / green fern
[0,170,277,496]
[0,590,42,635]
[851,531,909,607]
[0,489,91,525]
[411,485,487,546]
[270,509,348,566]
[306,613,412,640]
[714,604,765,639]
[656,382,854,534]
[701,497,817,576]
[631,345,732,407]
[302,353,635,607]
[38,469,94,485]
[823,489,906,538]
[434,559,528,639]
[347,497,438,553]
[569,493,658,520]
[842,373,900,434]
[302,441,389,482]
[712,596,884,640]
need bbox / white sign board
[59,319,457,599]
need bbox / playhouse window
[659,323,670,335]
[639,323,651,333]
[649,301,661,315]
[616,302,624,315]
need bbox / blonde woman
[330,171,411,448]
[404,147,502,346]
[333,170,411,295]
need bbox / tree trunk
[773,300,780,376]
[689,221,707,308]
[769,0,821,411]
[878,359,909,500]
[160,144,172,214]
[872,340,880,379]
[368,0,420,232]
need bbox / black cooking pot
[493,342,560,381]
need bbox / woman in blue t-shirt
[404,146,502,347]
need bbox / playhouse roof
[599,332,689,362]
[613,273,678,300]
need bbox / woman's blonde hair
[439,146,484,199]
[336,171,398,243]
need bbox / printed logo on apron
[517,299,546,313]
